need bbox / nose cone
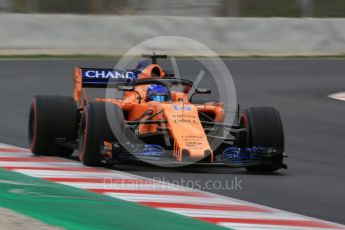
[161,103,213,162]
[180,148,213,163]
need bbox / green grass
[237,0,345,17]
[10,0,345,17]
[1,53,345,60]
[240,0,300,17]
[0,54,116,60]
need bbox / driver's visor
[150,95,167,102]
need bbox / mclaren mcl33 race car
[29,54,287,172]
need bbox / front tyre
[240,106,285,172]
[29,95,78,157]
[79,102,123,166]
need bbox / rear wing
[73,67,135,105]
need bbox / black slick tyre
[29,95,78,157]
[240,106,284,172]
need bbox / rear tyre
[240,106,284,172]
[29,95,78,157]
[79,102,124,166]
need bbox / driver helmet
[147,84,171,102]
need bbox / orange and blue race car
[28,54,286,172]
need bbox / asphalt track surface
[0,59,344,225]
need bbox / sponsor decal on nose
[173,105,192,111]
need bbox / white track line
[328,92,345,102]
[57,182,183,190]
[104,193,242,204]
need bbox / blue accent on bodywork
[136,60,150,70]
[116,143,167,161]
[173,105,192,111]
[222,147,278,164]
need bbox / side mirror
[190,88,211,103]
[117,85,143,104]
[117,85,134,91]
[195,88,211,94]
